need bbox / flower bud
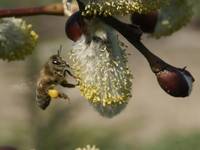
[135,40,195,97]
[156,67,194,97]
[65,12,86,42]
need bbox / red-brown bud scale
[65,12,86,42]
[156,67,194,97]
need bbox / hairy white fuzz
[67,20,133,117]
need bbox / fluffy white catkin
[67,19,133,117]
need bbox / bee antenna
[58,45,62,56]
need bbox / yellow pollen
[48,89,59,99]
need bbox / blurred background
[0,0,200,150]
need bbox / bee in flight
[36,46,77,110]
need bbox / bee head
[49,46,67,69]
[52,45,62,62]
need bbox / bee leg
[65,63,70,68]
[49,84,56,89]
[60,80,77,88]
[64,69,76,79]
[58,92,70,102]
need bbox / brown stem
[75,0,171,73]
[100,16,170,73]
[0,1,175,73]
[0,3,65,17]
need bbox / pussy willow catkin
[75,145,100,150]
[153,0,193,38]
[0,17,38,61]
[67,20,133,117]
[81,0,169,16]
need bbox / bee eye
[52,60,60,65]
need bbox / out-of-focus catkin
[0,17,38,61]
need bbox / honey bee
[36,47,76,110]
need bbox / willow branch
[75,0,168,73]
[0,2,169,73]
[0,3,66,17]
[100,16,170,73]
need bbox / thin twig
[100,16,169,73]
[0,3,65,17]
